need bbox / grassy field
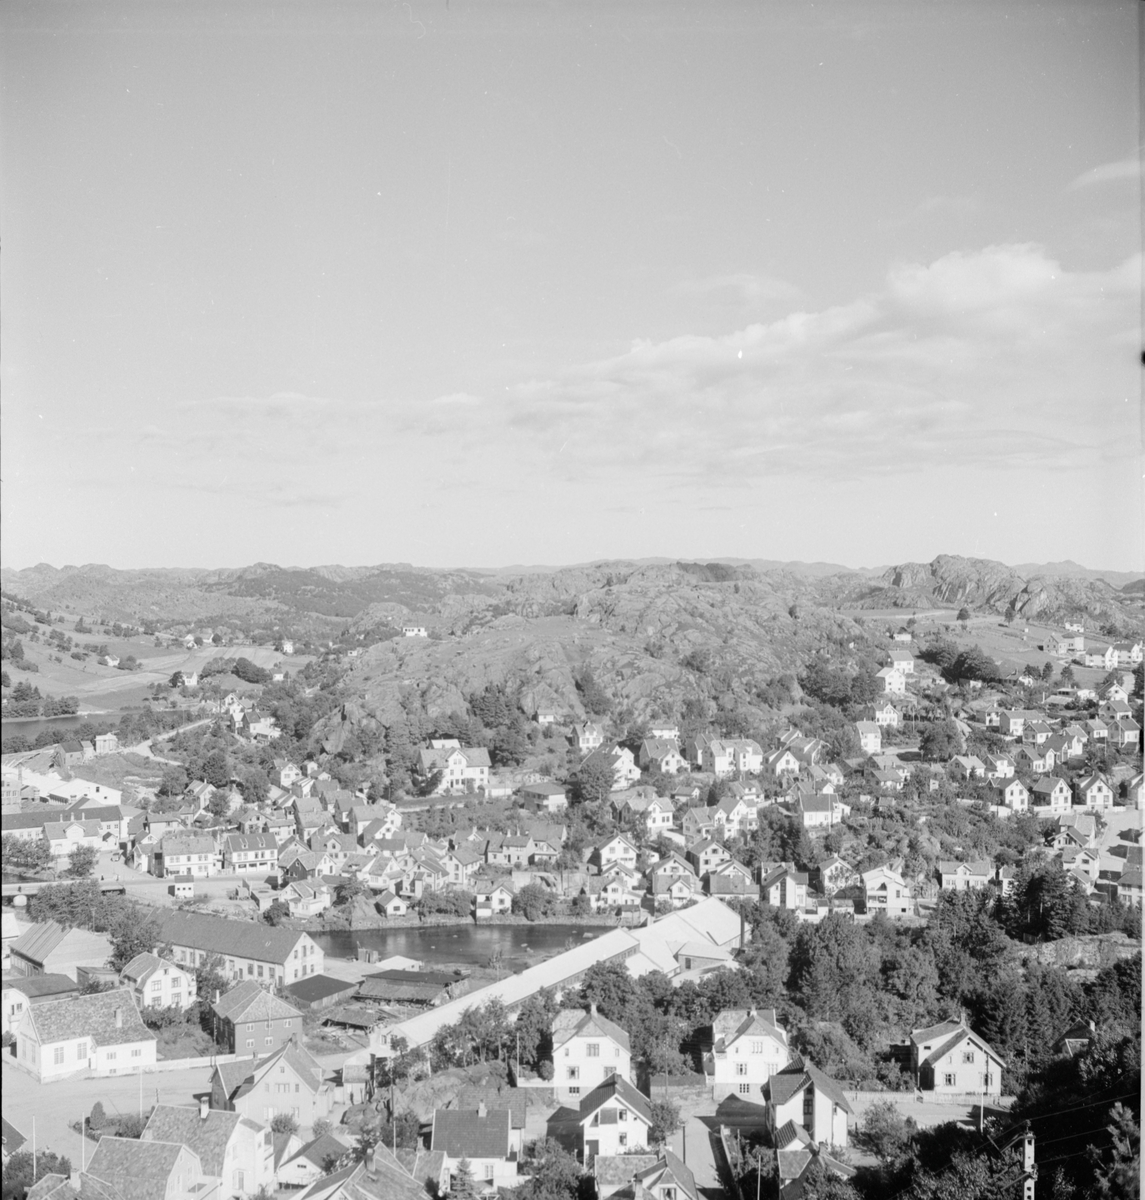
[8,637,311,713]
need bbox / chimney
[215,990,221,1003]
[70,1170,83,1190]
[589,1002,598,1017]
[477,1102,487,1119]
[114,1007,123,1028]
[200,1096,209,1120]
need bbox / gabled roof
[119,952,191,986]
[430,1108,511,1158]
[552,1006,632,1053]
[84,1136,194,1200]
[26,987,153,1049]
[155,909,311,965]
[766,1060,853,1115]
[919,1025,1006,1069]
[712,1007,788,1052]
[577,1074,652,1125]
[213,979,303,1023]
[142,1105,245,1176]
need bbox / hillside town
[1,609,1142,1199]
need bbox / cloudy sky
[2,0,1141,572]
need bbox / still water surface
[311,923,606,968]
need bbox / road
[670,1095,723,1199]
[1,1045,356,1166]
[0,1057,215,1165]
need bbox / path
[672,1096,723,1199]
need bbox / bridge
[2,879,127,902]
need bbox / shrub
[270,1112,299,1135]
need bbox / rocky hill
[840,555,1140,628]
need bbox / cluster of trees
[198,655,271,684]
[4,681,81,719]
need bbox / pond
[311,923,606,968]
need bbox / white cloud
[1067,155,1143,190]
[410,244,1140,483]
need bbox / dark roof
[142,1105,245,1176]
[156,909,311,965]
[288,1131,353,1169]
[4,973,79,1000]
[577,1074,652,1125]
[284,974,360,1004]
[454,1088,529,1129]
[28,988,154,1049]
[430,1109,511,1158]
[84,1136,190,1200]
[213,979,303,1023]
[1,1116,27,1154]
[766,1062,853,1115]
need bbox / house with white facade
[119,952,197,1011]
[551,1005,632,1104]
[708,1007,789,1101]
[910,1019,1004,1097]
[855,722,882,754]
[417,742,492,795]
[11,987,156,1082]
[765,1058,853,1151]
[577,1075,651,1164]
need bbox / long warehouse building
[367,897,748,1056]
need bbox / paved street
[1,1058,215,1165]
[671,1096,722,1198]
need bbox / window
[750,1041,764,1054]
[54,1046,65,1065]
[735,1063,748,1077]
[76,1043,87,1060]
[295,1084,300,1093]
[257,965,264,978]
[618,1133,627,1148]
[132,1048,141,1058]
[962,1051,975,1064]
[485,1165,495,1181]
[151,981,162,991]
[246,1039,254,1048]
[738,1083,750,1096]
[586,1043,600,1058]
[943,1073,956,1087]
[568,1087,580,1096]
[567,1067,580,1080]
[107,1051,117,1060]
[247,964,254,976]
[265,1038,273,1046]
[618,1109,627,1122]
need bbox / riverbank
[295,910,631,934]
[310,921,615,968]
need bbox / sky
[2,0,1142,573]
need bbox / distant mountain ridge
[2,554,1140,632]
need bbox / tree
[239,767,270,806]
[858,1100,915,1161]
[957,607,971,624]
[270,1112,299,1135]
[1,833,52,873]
[66,844,98,879]
[648,1099,680,1147]
[3,1150,73,1196]
[1088,1102,1140,1198]
[513,883,558,921]
[451,1157,479,1199]
[574,755,616,805]
[264,900,290,926]
[207,789,232,821]
[515,1139,583,1200]
[202,749,230,788]
[109,906,163,970]
[919,719,963,762]
[169,671,185,688]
